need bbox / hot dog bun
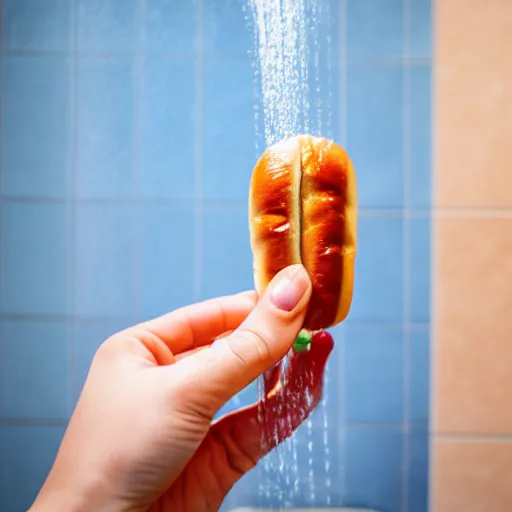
[249,134,357,331]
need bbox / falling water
[244,0,336,506]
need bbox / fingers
[134,291,257,355]
[211,332,333,472]
[189,265,312,409]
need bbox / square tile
[140,205,194,319]
[203,0,254,58]
[409,328,430,426]
[435,217,512,434]
[344,427,403,512]
[202,59,261,201]
[200,208,254,300]
[410,65,432,209]
[142,0,196,54]
[76,57,134,199]
[0,202,71,316]
[347,0,404,58]
[410,0,432,59]
[350,217,404,322]
[1,56,70,198]
[3,0,71,52]
[410,216,431,323]
[0,425,66,512]
[432,439,512,512]
[140,57,195,199]
[73,318,132,401]
[75,204,137,317]
[436,0,512,208]
[408,430,429,512]
[344,325,404,424]
[0,320,71,420]
[347,64,404,208]
[77,0,136,52]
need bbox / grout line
[133,0,144,322]
[0,46,433,66]
[68,0,79,415]
[0,0,4,318]
[402,0,412,509]
[435,433,512,443]
[192,0,204,302]
[429,0,438,497]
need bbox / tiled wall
[432,0,512,510]
[0,1,432,512]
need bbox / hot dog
[248,134,358,331]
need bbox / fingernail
[269,264,310,311]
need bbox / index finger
[136,291,258,355]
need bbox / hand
[30,265,333,512]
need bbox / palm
[151,332,333,512]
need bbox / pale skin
[29,265,333,512]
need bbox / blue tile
[408,430,429,512]
[203,0,254,58]
[344,325,404,423]
[200,208,254,300]
[1,57,70,198]
[350,217,404,322]
[0,425,65,512]
[73,319,131,400]
[140,57,195,199]
[75,204,137,317]
[410,65,432,209]
[409,328,430,426]
[344,427,403,512]
[3,0,71,51]
[143,0,196,54]
[0,320,71,420]
[140,205,194,319]
[347,0,404,58]
[410,0,432,59]
[347,65,404,208]
[410,217,430,323]
[77,0,136,52]
[0,202,70,316]
[76,57,134,199]
[203,59,261,201]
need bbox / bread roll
[249,134,358,331]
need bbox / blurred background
[0,0,510,511]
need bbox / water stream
[245,0,336,506]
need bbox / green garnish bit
[293,329,312,352]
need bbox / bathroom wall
[0,1,432,512]
[432,0,512,510]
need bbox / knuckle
[231,327,274,367]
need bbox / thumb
[192,264,311,410]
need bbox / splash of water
[247,0,333,147]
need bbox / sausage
[249,134,358,330]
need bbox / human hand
[30,264,333,512]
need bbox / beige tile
[436,0,512,207]
[434,217,512,434]
[432,438,512,512]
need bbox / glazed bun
[249,135,358,331]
